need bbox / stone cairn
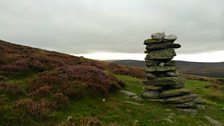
[142,32,198,109]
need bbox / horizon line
[74,50,224,63]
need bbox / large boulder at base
[142,91,160,99]
[165,94,198,104]
[145,48,176,60]
[159,89,191,98]
[146,42,181,51]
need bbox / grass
[1,74,224,125]
[46,75,224,126]
[185,79,224,104]
[115,75,144,95]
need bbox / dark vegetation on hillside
[0,40,144,125]
[0,40,144,78]
[110,60,224,78]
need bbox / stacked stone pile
[142,32,198,109]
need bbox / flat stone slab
[120,90,137,97]
[145,60,176,67]
[179,108,198,115]
[143,77,184,88]
[146,42,181,51]
[174,102,196,108]
[144,39,163,45]
[144,85,162,91]
[145,98,166,102]
[145,66,177,72]
[142,91,160,99]
[160,89,191,98]
[165,71,178,77]
[165,94,198,104]
[145,73,157,80]
[145,48,176,60]
[204,116,223,126]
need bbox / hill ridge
[109,60,224,78]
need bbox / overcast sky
[0,0,224,61]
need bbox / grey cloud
[0,0,224,54]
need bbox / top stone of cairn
[145,32,177,44]
[151,32,166,40]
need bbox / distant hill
[109,60,224,78]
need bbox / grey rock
[164,35,177,41]
[143,77,184,88]
[194,97,207,104]
[145,42,181,51]
[159,62,165,67]
[142,91,160,99]
[145,66,177,72]
[145,60,176,67]
[197,105,206,110]
[175,102,196,108]
[145,73,157,80]
[145,48,176,60]
[151,32,165,40]
[159,89,191,98]
[165,94,198,104]
[125,101,142,106]
[145,60,158,67]
[165,109,172,112]
[131,95,143,101]
[166,72,177,77]
[204,116,223,126]
[179,109,197,115]
[120,90,136,97]
[144,39,163,45]
[145,98,166,103]
[144,85,162,91]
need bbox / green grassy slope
[2,73,223,126]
